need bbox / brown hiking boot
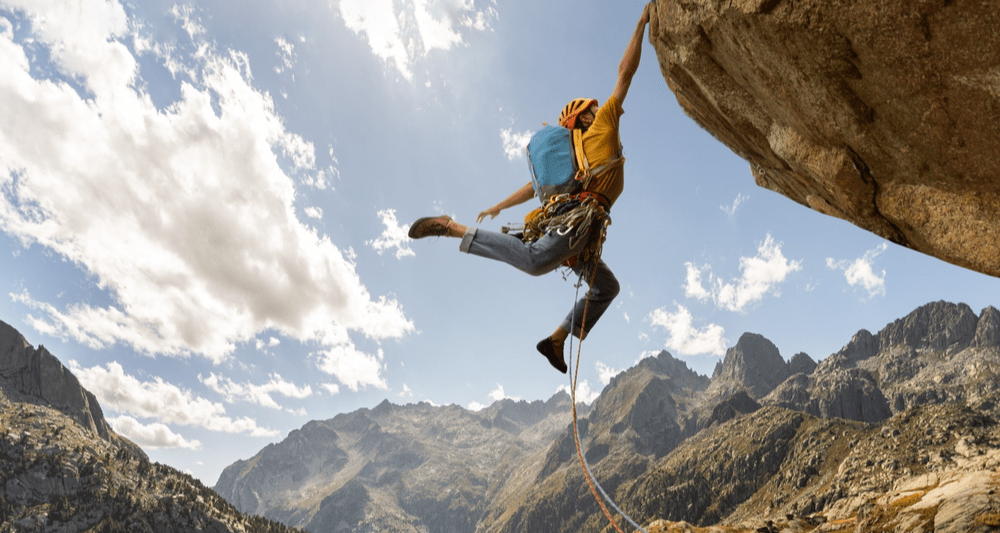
[536,337,567,374]
[408,215,454,239]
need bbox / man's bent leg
[561,259,620,339]
[460,227,584,276]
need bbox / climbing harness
[566,240,648,533]
[521,193,612,266]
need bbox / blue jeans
[460,227,619,339]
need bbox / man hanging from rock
[408,4,654,373]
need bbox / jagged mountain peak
[825,328,879,369]
[606,350,707,388]
[788,352,817,376]
[878,300,979,354]
[973,305,1000,349]
[0,319,143,458]
[824,301,988,374]
[768,301,1000,424]
[642,349,707,381]
[709,331,789,399]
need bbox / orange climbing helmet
[558,98,599,129]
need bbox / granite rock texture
[649,0,1000,277]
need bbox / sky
[0,0,997,486]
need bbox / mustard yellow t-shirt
[580,96,625,208]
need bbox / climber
[408,4,654,374]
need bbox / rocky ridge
[0,321,120,448]
[762,301,1000,422]
[214,392,579,532]
[0,320,299,533]
[648,0,1000,278]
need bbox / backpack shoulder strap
[572,129,624,189]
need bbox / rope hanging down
[567,257,649,533]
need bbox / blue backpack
[526,126,581,203]
[526,125,623,205]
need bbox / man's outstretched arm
[477,182,535,223]
[612,3,654,105]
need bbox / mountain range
[213,300,1000,533]
[2,301,998,532]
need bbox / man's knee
[606,276,620,299]
[524,260,555,277]
[597,271,620,300]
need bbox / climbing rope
[565,232,649,533]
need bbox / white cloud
[70,361,278,437]
[557,379,600,405]
[320,383,341,396]
[304,206,324,220]
[647,304,727,356]
[684,234,802,312]
[171,4,206,39]
[720,193,749,216]
[108,416,201,450]
[500,128,532,161]
[339,0,410,79]
[274,36,295,74]
[596,362,621,386]
[468,384,521,410]
[316,345,387,391]
[827,243,888,299]
[413,0,463,52]
[199,372,312,410]
[367,209,415,259]
[254,336,281,351]
[338,0,496,81]
[488,384,522,403]
[398,383,414,398]
[0,2,412,390]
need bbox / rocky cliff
[0,320,115,444]
[648,0,1000,278]
[0,322,299,532]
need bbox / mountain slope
[0,320,300,533]
[480,351,709,533]
[214,394,577,532]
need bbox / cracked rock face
[650,0,1000,277]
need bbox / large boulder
[649,0,1000,277]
